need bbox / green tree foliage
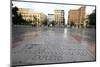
[32,15,38,26]
[70,21,75,27]
[43,19,48,26]
[88,9,96,25]
[12,6,28,25]
[51,21,55,26]
[12,6,19,24]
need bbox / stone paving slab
[11,26,96,65]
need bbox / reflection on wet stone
[12,26,96,65]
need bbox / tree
[50,21,55,26]
[32,15,37,26]
[43,19,48,26]
[70,21,74,27]
[12,6,19,24]
[12,6,26,25]
[88,9,96,25]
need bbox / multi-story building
[33,12,47,26]
[18,8,35,24]
[48,14,55,25]
[54,10,65,26]
[68,7,85,28]
[18,8,47,26]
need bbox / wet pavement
[11,25,96,65]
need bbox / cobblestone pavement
[11,25,96,65]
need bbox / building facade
[54,10,65,26]
[68,7,85,28]
[18,8,35,24]
[18,8,47,26]
[33,12,47,26]
[48,14,55,26]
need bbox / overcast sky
[12,1,95,24]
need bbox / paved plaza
[11,25,96,66]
